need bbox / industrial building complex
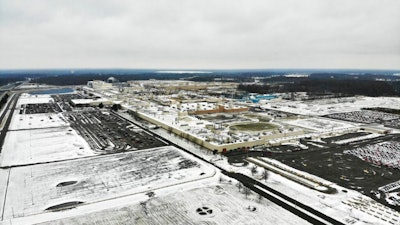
[0,78,399,225]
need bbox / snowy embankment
[333,133,381,145]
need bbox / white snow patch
[0,127,93,167]
[9,112,69,131]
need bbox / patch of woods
[0,93,9,108]
[239,79,400,97]
[363,107,400,115]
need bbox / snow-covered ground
[1,176,311,225]
[16,94,54,107]
[32,181,310,225]
[15,84,54,90]
[333,133,382,145]
[1,146,215,220]
[0,169,9,221]
[8,112,69,131]
[0,127,93,167]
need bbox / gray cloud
[0,0,399,69]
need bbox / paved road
[0,93,19,153]
[224,171,344,225]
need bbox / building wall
[189,105,249,115]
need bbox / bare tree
[236,182,243,192]
[262,169,269,181]
[251,165,258,175]
[257,193,263,203]
[243,187,251,199]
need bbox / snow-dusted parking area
[1,146,215,220]
[326,110,400,129]
[262,97,400,116]
[9,112,69,130]
[16,94,54,107]
[344,141,400,169]
[284,117,355,132]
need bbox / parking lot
[325,110,400,129]
[67,110,167,152]
[51,94,87,111]
[226,132,400,211]
[21,103,62,114]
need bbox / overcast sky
[0,0,399,70]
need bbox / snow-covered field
[0,169,9,221]
[1,146,215,220]
[31,181,311,225]
[16,94,54,107]
[9,112,68,131]
[0,127,93,167]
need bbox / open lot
[8,112,69,131]
[0,126,93,167]
[1,146,215,220]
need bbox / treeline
[0,93,9,108]
[239,79,399,97]
[34,73,195,86]
[363,107,400,115]
[0,77,23,86]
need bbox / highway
[0,93,19,153]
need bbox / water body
[30,88,74,95]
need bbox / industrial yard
[0,81,399,225]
